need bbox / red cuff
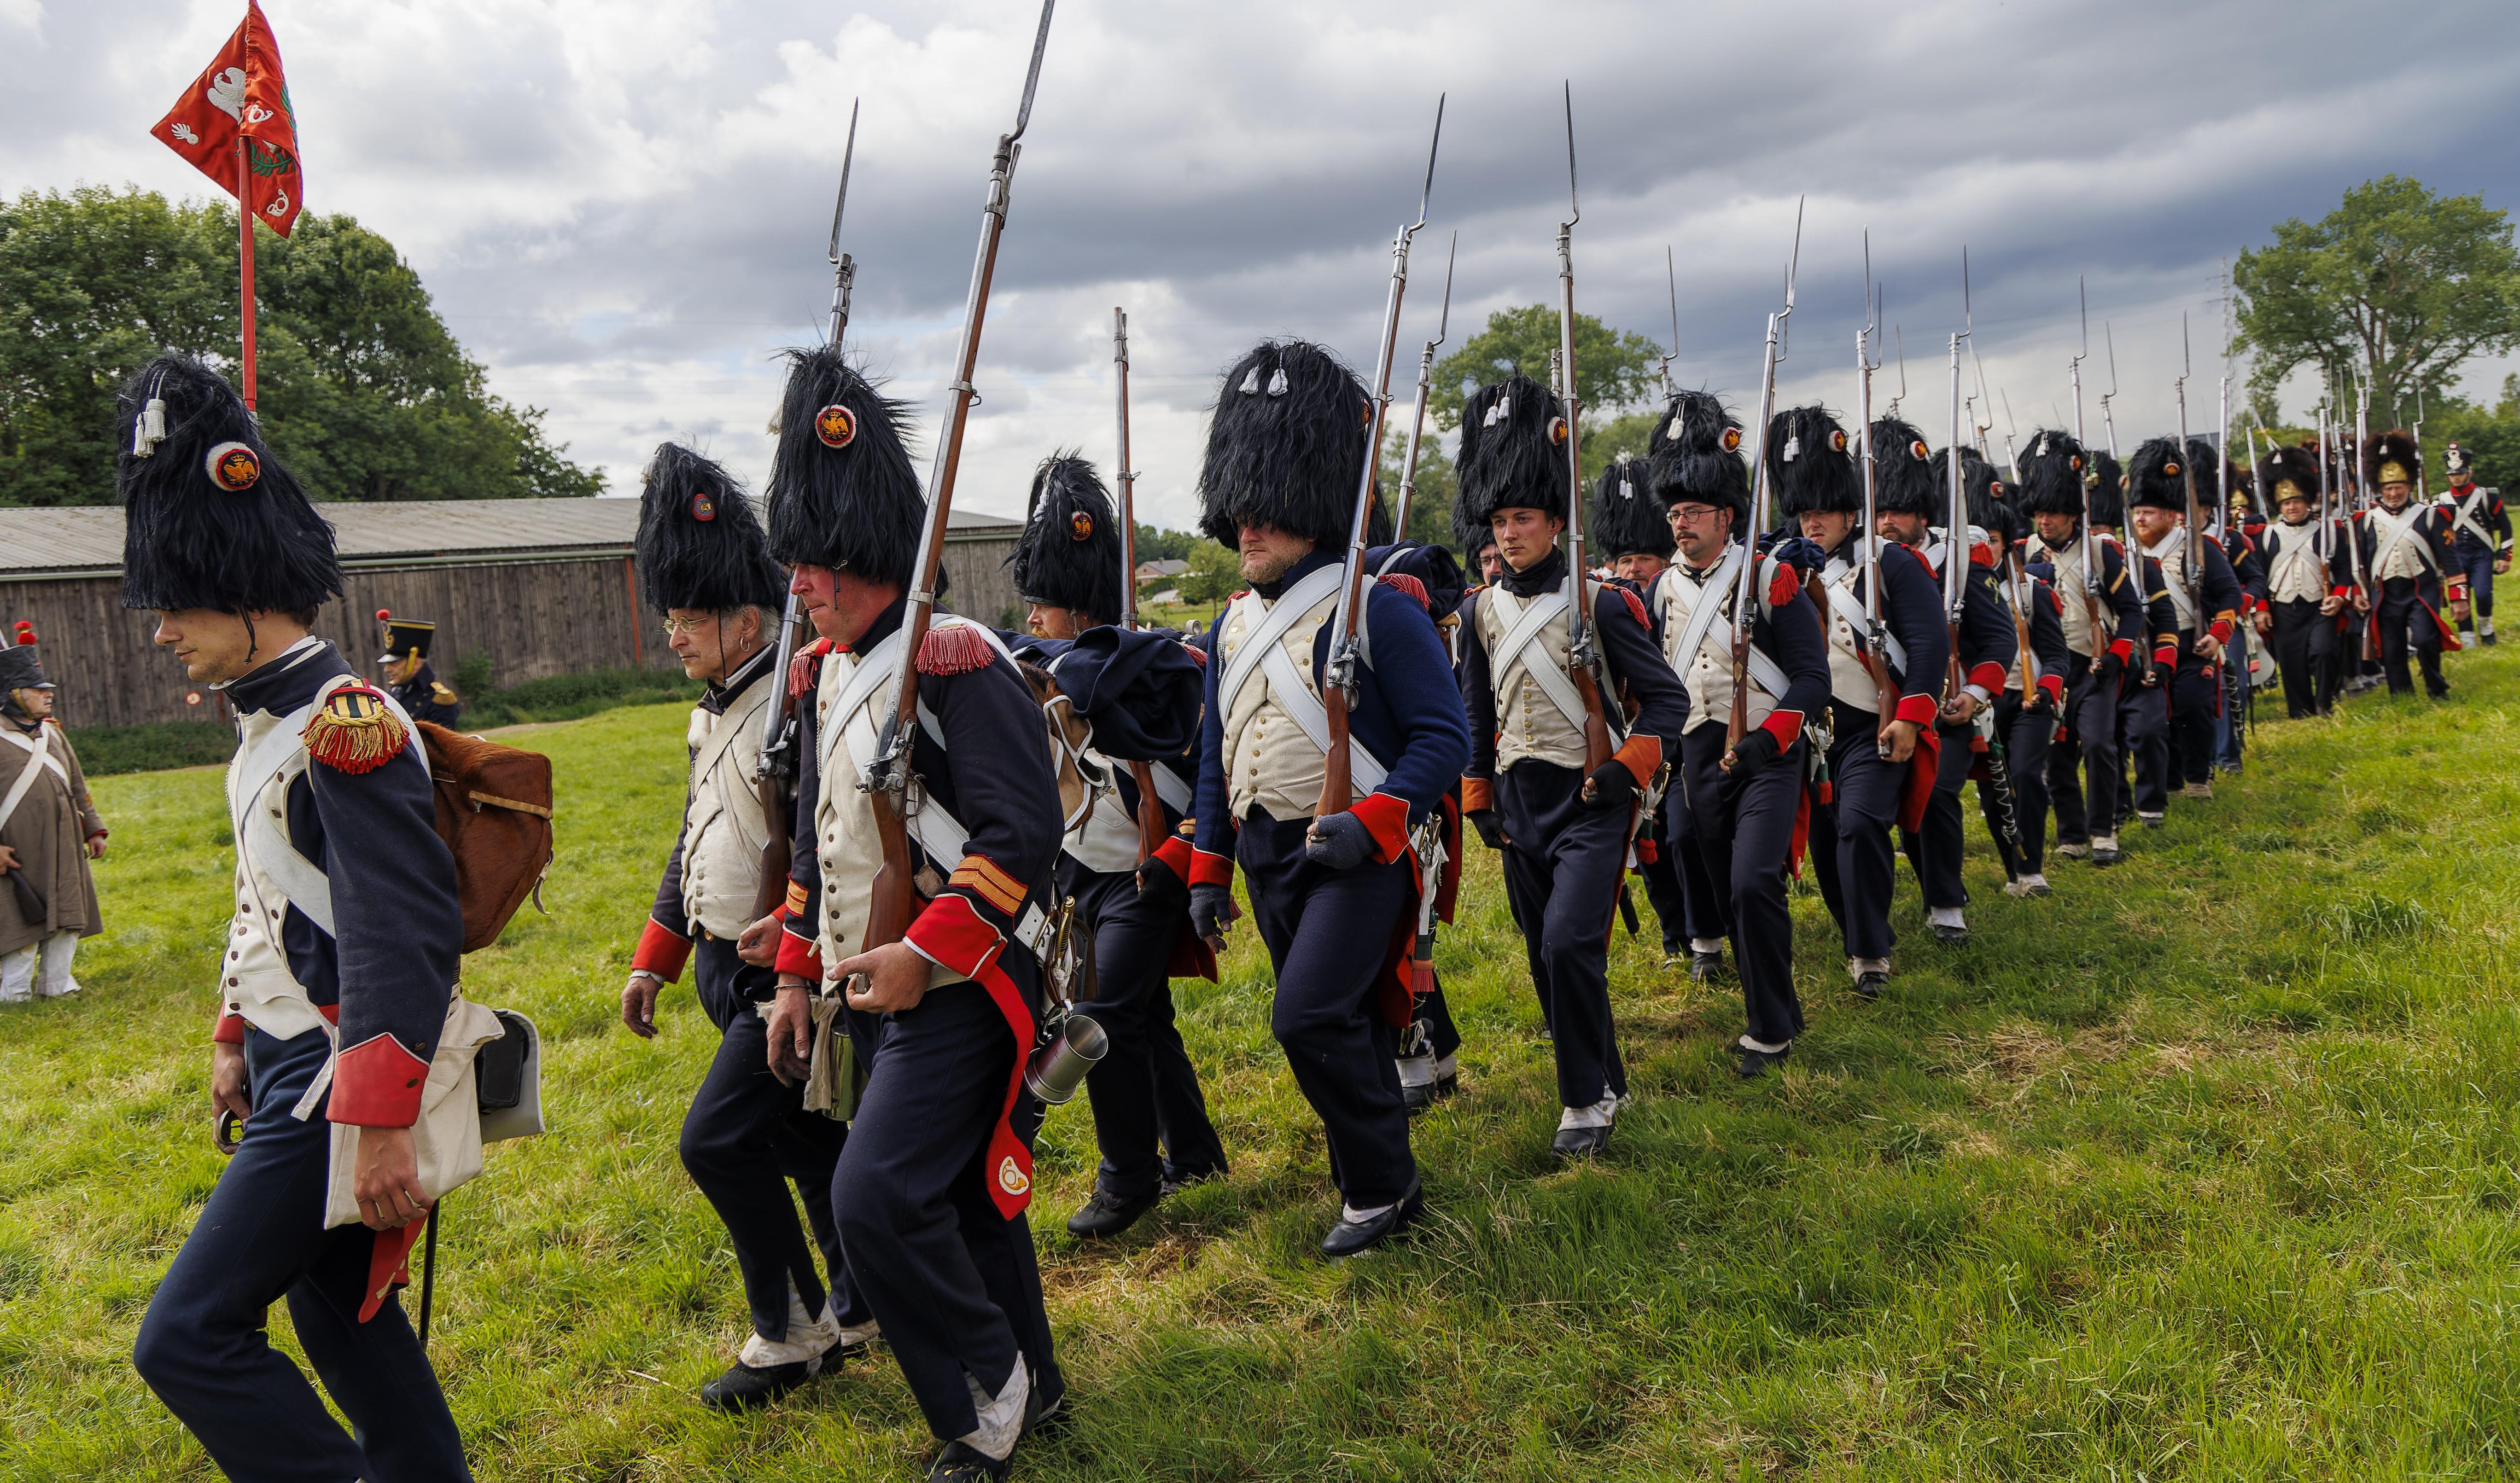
[1758,710,1803,749]
[327,1033,431,1128]
[1894,693,1938,726]
[1966,661,2007,693]
[2153,642,2179,666]
[1610,734,1662,788]
[2038,675,2065,708]
[213,1010,246,1045]
[905,892,1007,982]
[2108,638,2133,663]
[1188,848,1236,889]
[2208,617,2234,644]
[2330,584,2351,600]
[1349,791,1410,864]
[1460,776,1495,814]
[775,921,822,980]
[1151,834,1193,881]
[632,918,692,982]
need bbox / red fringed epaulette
[917,622,995,676]
[788,638,830,698]
[1768,564,1800,609]
[1377,572,1430,610]
[1970,541,1997,568]
[1613,586,1649,627]
[1179,641,1208,669]
[2046,587,2064,615]
[302,683,408,775]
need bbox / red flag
[153,1,303,237]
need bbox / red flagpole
[237,138,257,412]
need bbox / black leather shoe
[1689,950,1726,983]
[1852,970,1888,1000]
[1737,1043,1790,1077]
[1320,1177,1423,1258]
[928,1441,1011,1482]
[1066,1187,1158,1239]
[1551,1122,1610,1160]
[1156,1166,1224,1199]
[1400,1070,1459,1113]
[1931,924,1969,946]
[699,1358,818,1412]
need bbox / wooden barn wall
[938,537,1020,629]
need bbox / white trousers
[0,930,79,1002]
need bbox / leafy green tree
[0,184,602,506]
[1377,425,1457,548]
[1132,523,1199,563]
[1174,538,1241,605]
[2427,374,2520,489]
[2234,175,2520,424]
[1428,305,1665,434]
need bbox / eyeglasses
[659,615,713,637]
[1667,505,1722,523]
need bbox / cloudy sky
[9,0,2520,527]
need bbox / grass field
[4,649,2518,1480]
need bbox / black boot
[1320,1176,1424,1258]
[1066,1186,1158,1239]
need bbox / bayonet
[1552,81,1616,788]
[1389,230,1455,541]
[1659,244,1680,397]
[825,99,860,347]
[1726,196,1800,750]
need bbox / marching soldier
[1779,406,1949,998]
[617,443,873,1409]
[1645,389,1830,1072]
[375,611,463,727]
[754,347,1067,1477]
[127,355,472,1480]
[2124,438,2240,810]
[2356,429,2465,698]
[1185,340,1468,1253]
[2252,443,2350,719]
[0,623,106,1001]
[1971,475,2070,899]
[1454,374,1686,1156]
[1590,453,1694,968]
[2437,442,2510,645]
[1002,453,1229,1240]
[1874,429,2016,945]
[2018,430,2152,868]
[2213,465,2268,775]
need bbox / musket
[1994,382,2036,705]
[2065,280,2109,651]
[1727,198,1800,751]
[1388,231,1456,542]
[1553,83,1615,790]
[2100,320,2155,685]
[2356,372,2379,661]
[2413,384,2429,502]
[2176,314,2205,628]
[1317,93,1442,820]
[750,97,863,923]
[1939,252,1969,708]
[861,0,1056,955]
[1109,306,1167,864]
[1854,231,1901,743]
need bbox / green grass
[6,655,2520,1479]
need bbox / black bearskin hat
[2016,428,2090,518]
[1196,339,1373,549]
[2445,442,2476,481]
[0,622,47,695]
[1867,416,1942,517]
[636,442,787,615]
[1008,452,1125,626]
[764,347,927,589]
[1365,491,1394,547]
[2365,429,2420,491]
[2258,443,2322,507]
[1767,405,1858,518]
[1590,452,1673,560]
[1454,374,1571,533]
[2126,436,2202,512]
[2088,449,2125,528]
[116,355,341,615]
[1643,389,1748,521]
[1938,448,2012,541]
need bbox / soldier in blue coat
[1184,340,1470,1256]
[2437,442,2510,645]
[124,355,473,1482]
[2125,438,2246,806]
[375,612,463,727]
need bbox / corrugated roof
[0,497,1022,577]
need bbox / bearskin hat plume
[2365,428,2420,491]
[1767,405,1859,518]
[635,442,787,615]
[1454,374,1571,534]
[1196,339,1372,549]
[2258,443,2322,507]
[1008,451,1125,626]
[1867,416,1942,517]
[116,355,341,616]
[1589,452,1673,560]
[764,347,927,589]
[2015,428,2090,518]
[1642,389,1748,521]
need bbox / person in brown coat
[0,622,105,1003]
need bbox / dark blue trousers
[1062,863,1227,1203]
[2048,652,2117,846]
[1810,702,1902,962]
[2117,667,2171,819]
[1633,808,1688,954]
[1977,696,2055,874]
[1495,759,1630,1111]
[1899,721,1980,911]
[1237,811,1417,1209]
[2268,599,2339,719]
[679,937,863,1343]
[1674,727,1806,1046]
[2163,639,2221,787]
[2377,577,2448,696]
[134,1025,470,1483]
[833,977,1059,1443]
[2458,549,2496,621]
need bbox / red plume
[376,609,392,622]
[12,622,32,643]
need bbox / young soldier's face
[1490,507,1561,572]
[2033,512,2080,545]
[151,608,262,683]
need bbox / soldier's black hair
[1588,452,1673,560]
[1008,451,1125,626]
[764,346,927,588]
[1196,339,1373,549]
[116,354,342,616]
[1767,405,1860,517]
[636,442,788,614]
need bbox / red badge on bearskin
[1721,427,1743,452]
[815,404,857,449]
[1068,510,1093,541]
[204,441,261,491]
[690,488,716,522]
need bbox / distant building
[0,498,1022,730]
[1135,558,1189,585]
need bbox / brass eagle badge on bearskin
[303,682,409,774]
